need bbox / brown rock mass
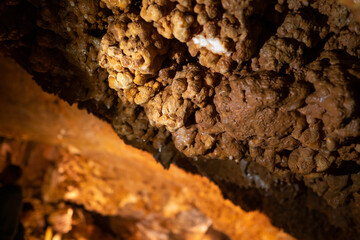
[1,0,360,239]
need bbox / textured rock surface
[0,58,292,240]
[0,137,292,240]
[1,0,360,239]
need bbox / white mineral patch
[192,35,231,56]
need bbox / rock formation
[1,0,360,239]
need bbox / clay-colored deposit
[1,0,360,239]
[0,56,292,240]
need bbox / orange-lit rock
[1,0,360,238]
[0,57,292,239]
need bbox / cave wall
[1,0,360,239]
[0,57,292,240]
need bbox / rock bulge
[97,0,360,210]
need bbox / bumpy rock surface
[1,0,360,239]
